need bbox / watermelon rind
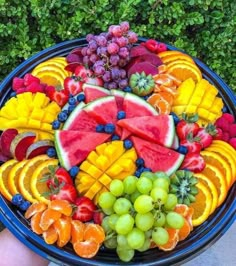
[82,83,110,93]
[165,153,184,176]
[82,83,111,103]
[171,133,179,150]
[63,102,86,129]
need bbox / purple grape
[83,55,90,65]
[102,71,111,82]
[128,31,138,43]
[119,47,129,58]
[120,69,127,79]
[94,60,104,67]
[116,36,128,47]
[86,48,92,56]
[97,46,108,56]
[107,42,119,55]
[88,40,98,51]
[96,35,107,47]
[81,47,88,56]
[89,54,99,64]
[94,65,106,76]
[118,58,127,67]
[110,54,120,66]
[118,79,128,89]
[66,53,80,63]
[86,34,94,42]
[108,25,116,34]
[107,81,117,89]
[111,68,120,80]
[112,25,122,37]
[120,21,130,33]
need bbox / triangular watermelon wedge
[55,131,110,170]
[84,96,118,124]
[111,89,125,111]
[117,115,175,147]
[83,83,111,104]
[131,136,184,176]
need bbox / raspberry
[221,113,235,124]
[221,131,230,142]
[156,43,167,53]
[12,77,25,91]
[229,138,236,149]
[24,73,40,86]
[214,117,230,132]
[229,124,236,138]
[26,82,44,93]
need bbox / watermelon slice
[83,84,110,103]
[171,133,179,150]
[111,89,125,111]
[117,115,175,147]
[84,96,118,124]
[123,93,158,118]
[55,131,110,170]
[131,136,184,176]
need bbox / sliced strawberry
[64,76,83,96]
[176,114,200,140]
[213,127,223,140]
[23,73,40,86]
[72,196,96,222]
[93,211,104,225]
[180,133,202,153]
[74,65,93,80]
[180,153,205,173]
[45,166,73,189]
[12,77,25,91]
[50,183,77,203]
[46,86,69,107]
[195,124,217,148]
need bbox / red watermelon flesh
[83,84,110,104]
[55,131,110,170]
[131,136,184,176]
[111,89,125,112]
[84,96,118,124]
[117,115,175,147]
[121,128,132,140]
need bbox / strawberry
[229,124,236,138]
[176,114,200,140]
[50,183,77,203]
[64,76,83,96]
[72,196,96,222]
[93,210,104,225]
[195,124,217,148]
[180,133,202,153]
[74,65,93,80]
[45,86,69,107]
[180,153,205,173]
[23,73,40,86]
[213,128,223,140]
[12,77,25,91]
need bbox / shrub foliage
[0,0,235,92]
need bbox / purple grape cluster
[81,21,138,89]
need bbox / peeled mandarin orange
[30,159,58,204]
[49,199,73,216]
[201,150,232,189]
[194,173,218,214]
[174,204,190,217]
[83,223,105,244]
[191,182,212,227]
[0,159,18,201]
[25,202,47,219]
[178,218,191,241]
[157,228,179,251]
[73,240,100,258]
[71,220,86,244]
[201,163,228,207]
[43,226,58,245]
[39,208,62,231]
[53,215,72,247]
[31,211,44,235]
[18,155,50,203]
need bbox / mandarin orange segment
[178,218,191,241]
[53,215,72,247]
[30,211,44,235]
[71,220,86,244]
[25,202,47,219]
[83,223,105,244]
[39,208,62,231]
[157,228,179,251]
[174,204,189,217]
[43,226,58,245]
[73,240,100,258]
[49,199,73,216]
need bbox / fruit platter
[0,22,235,265]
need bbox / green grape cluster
[98,171,185,262]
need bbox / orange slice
[53,215,72,247]
[35,71,65,88]
[201,150,232,189]
[39,208,62,231]
[73,240,100,258]
[49,199,73,216]
[194,173,218,214]
[191,182,212,227]
[43,226,58,245]
[166,60,202,77]
[158,51,183,58]
[71,220,85,244]
[0,159,18,201]
[84,223,105,244]
[25,202,47,219]
[161,53,194,64]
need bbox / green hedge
[0,0,235,92]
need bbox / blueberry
[96,124,105,132]
[124,139,133,149]
[68,97,77,105]
[58,112,68,122]
[52,120,61,129]
[69,166,80,178]
[111,134,120,141]
[123,86,132,93]
[222,106,228,113]
[136,158,145,167]
[62,109,69,115]
[117,111,126,120]
[142,95,150,100]
[19,201,31,211]
[47,147,57,158]
[77,93,85,102]
[170,112,180,125]
[177,145,188,155]
[68,104,76,113]
[135,170,141,177]
[104,123,115,134]
[142,167,152,172]
[12,194,24,206]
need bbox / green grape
[152,227,169,245]
[166,211,185,229]
[134,195,154,214]
[136,176,153,194]
[115,214,134,235]
[140,171,156,181]
[104,236,117,249]
[123,175,138,194]
[113,197,132,215]
[135,212,154,232]
[101,216,112,233]
[145,229,152,239]
[150,187,168,204]
[130,190,142,203]
[153,177,170,192]
[116,247,135,262]
[153,212,166,227]
[163,194,178,211]
[127,227,145,249]
[117,234,130,248]
[98,192,116,209]
[108,214,119,230]
[137,238,151,252]
[154,171,170,181]
[110,179,124,197]
[102,207,114,215]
